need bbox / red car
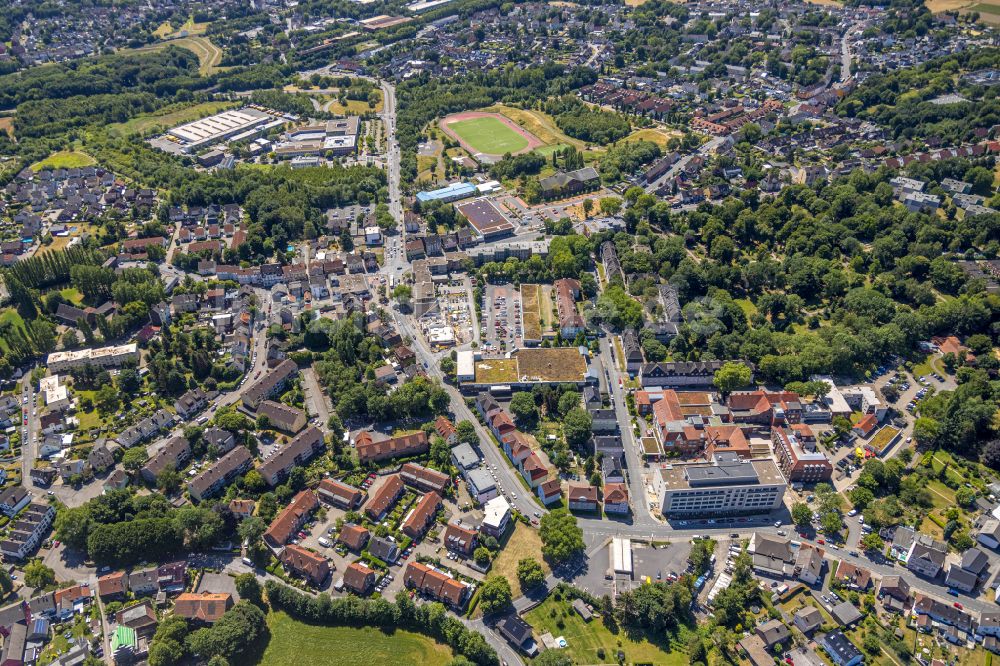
[954,602,964,610]
[798,533,808,539]
[817,539,825,545]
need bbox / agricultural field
[106,101,236,138]
[256,612,454,666]
[30,150,96,171]
[520,284,543,342]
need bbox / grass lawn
[524,594,689,665]
[107,101,236,138]
[487,104,589,150]
[59,288,84,305]
[154,16,210,38]
[0,308,27,352]
[446,116,529,155]
[534,143,571,156]
[491,522,550,597]
[734,298,758,317]
[626,127,681,148]
[30,151,96,171]
[326,97,383,115]
[256,612,454,666]
[0,117,13,139]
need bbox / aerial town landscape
[0,0,999,664]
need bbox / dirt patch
[0,117,13,139]
[440,111,544,158]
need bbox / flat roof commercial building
[166,108,277,153]
[611,537,633,576]
[416,182,477,204]
[655,453,786,518]
[456,198,515,240]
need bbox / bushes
[264,582,499,665]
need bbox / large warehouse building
[159,107,288,154]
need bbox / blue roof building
[416,182,477,204]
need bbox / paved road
[597,335,658,527]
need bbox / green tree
[234,573,263,607]
[860,533,884,552]
[516,557,546,590]
[913,417,941,447]
[478,576,512,614]
[24,560,55,589]
[820,512,842,536]
[532,652,573,666]
[791,502,812,528]
[122,447,149,472]
[509,392,538,425]
[473,546,492,567]
[956,487,976,507]
[713,362,752,397]
[456,421,477,444]
[562,408,593,450]
[539,509,584,565]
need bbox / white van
[318,537,332,548]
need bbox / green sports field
[446,116,529,155]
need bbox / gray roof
[451,443,480,469]
[830,601,862,626]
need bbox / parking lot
[570,540,693,598]
[482,283,521,354]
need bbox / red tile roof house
[400,462,450,494]
[853,413,878,439]
[567,482,599,512]
[401,492,442,540]
[263,490,319,550]
[279,544,331,586]
[365,475,404,522]
[355,431,429,465]
[338,523,370,552]
[173,592,233,624]
[502,432,532,467]
[317,478,365,510]
[342,561,376,595]
[537,479,562,505]
[603,482,630,514]
[442,523,478,556]
[97,571,127,600]
[520,452,549,489]
[434,416,458,445]
[403,562,470,609]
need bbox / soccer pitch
[446,116,530,155]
